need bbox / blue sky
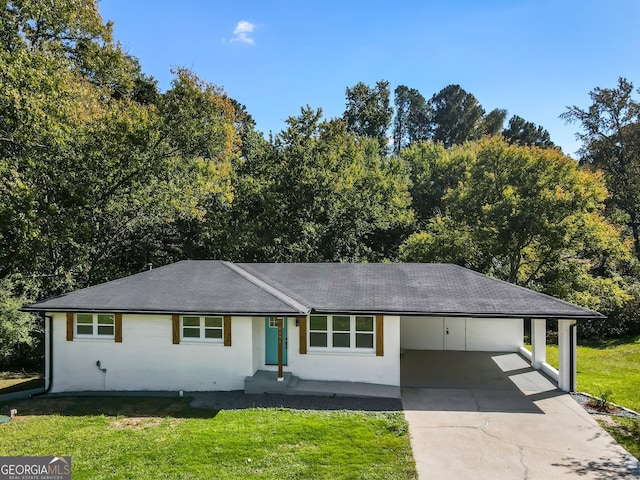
[100,0,640,156]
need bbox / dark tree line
[342,80,554,155]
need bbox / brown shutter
[172,315,180,344]
[224,316,232,346]
[115,313,123,343]
[66,312,74,341]
[376,315,384,356]
[299,316,307,354]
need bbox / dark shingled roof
[23,260,604,319]
[22,261,303,316]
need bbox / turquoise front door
[265,317,288,365]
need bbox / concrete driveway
[401,350,639,479]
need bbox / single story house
[22,261,603,395]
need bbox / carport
[401,350,639,479]
[400,314,581,392]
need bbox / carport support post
[531,319,546,369]
[558,319,577,392]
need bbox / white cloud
[230,20,256,45]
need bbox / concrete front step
[244,370,298,394]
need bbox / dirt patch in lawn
[109,417,182,430]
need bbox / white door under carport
[400,316,523,352]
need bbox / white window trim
[308,314,375,353]
[180,315,224,343]
[75,313,115,339]
[268,317,280,328]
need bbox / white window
[181,316,223,342]
[269,317,280,328]
[308,315,375,351]
[75,313,114,338]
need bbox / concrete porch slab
[288,379,400,399]
[245,370,400,398]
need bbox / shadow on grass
[0,377,45,395]
[189,391,403,412]
[598,417,640,461]
[579,334,640,349]
[2,396,218,419]
[1,392,403,419]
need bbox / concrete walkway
[401,350,640,479]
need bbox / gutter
[19,307,604,321]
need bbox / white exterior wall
[400,316,523,352]
[400,316,445,350]
[465,318,523,351]
[251,315,262,374]
[252,316,401,386]
[49,313,254,393]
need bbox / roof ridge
[221,261,310,315]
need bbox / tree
[343,80,393,152]
[0,1,240,294]
[3,0,112,58]
[427,84,485,147]
[400,141,468,225]
[208,107,414,262]
[480,108,507,136]
[503,115,554,148]
[0,277,37,368]
[562,77,640,259]
[392,85,429,154]
[400,137,630,313]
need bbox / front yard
[0,396,417,479]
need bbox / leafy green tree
[480,108,507,136]
[427,84,486,147]
[210,107,414,262]
[0,1,239,293]
[3,0,112,57]
[400,141,469,224]
[400,138,630,313]
[343,80,393,152]
[503,115,554,148]
[562,77,640,259]
[0,277,37,368]
[392,85,429,154]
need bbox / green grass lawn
[0,374,44,395]
[541,335,640,413]
[0,396,416,480]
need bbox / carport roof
[23,260,604,319]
